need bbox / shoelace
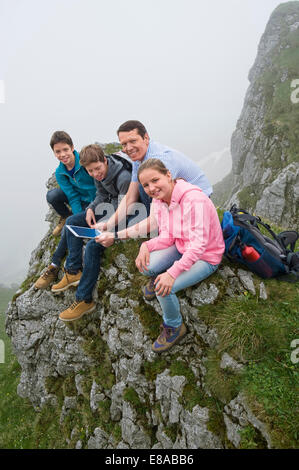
[41,266,56,279]
[148,277,156,291]
[69,301,80,310]
[159,324,174,340]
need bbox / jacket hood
[168,179,202,210]
[102,155,123,185]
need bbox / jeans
[51,205,89,267]
[47,188,72,218]
[63,211,137,301]
[63,211,107,302]
[142,244,219,328]
[75,239,105,302]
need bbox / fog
[0,0,289,285]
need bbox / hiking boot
[152,323,187,353]
[51,270,82,293]
[59,300,96,322]
[52,216,67,237]
[34,265,59,289]
[143,276,156,300]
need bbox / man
[96,120,212,247]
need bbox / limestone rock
[213,4,299,230]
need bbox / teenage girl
[135,158,224,353]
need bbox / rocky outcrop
[4,175,273,449]
[212,2,299,230]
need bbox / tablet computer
[66,225,102,239]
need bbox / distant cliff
[212,2,299,230]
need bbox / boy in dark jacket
[50,144,132,321]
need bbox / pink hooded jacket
[145,179,225,279]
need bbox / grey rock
[213,6,299,230]
[155,370,186,424]
[187,282,219,306]
[237,269,256,295]
[155,424,174,449]
[220,353,244,374]
[121,401,151,449]
[110,381,126,421]
[60,396,77,424]
[225,393,272,448]
[180,405,223,449]
[259,282,268,300]
[223,413,242,448]
[90,380,105,412]
[87,427,109,449]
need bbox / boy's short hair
[50,131,73,150]
[117,120,148,138]
[79,144,106,167]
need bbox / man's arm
[96,203,158,247]
[97,181,140,231]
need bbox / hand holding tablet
[66,225,102,239]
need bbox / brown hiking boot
[51,270,82,293]
[59,300,96,322]
[52,216,67,237]
[152,323,187,353]
[143,276,156,300]
[34,265,59,289]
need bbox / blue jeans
[63,211,107,302]
[75,239,105,302]
[47,188,72,218]
[63,213,136,302]
[142,244,219,328]
[51,205,89,267]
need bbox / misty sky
[0,0,290,284]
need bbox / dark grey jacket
[87,155,131,215]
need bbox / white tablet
[66,225,102,239]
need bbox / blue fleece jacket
[55,150,96,214]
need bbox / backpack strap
[277,231,299,251]
[230,205,286,250]
[107,153,132,191]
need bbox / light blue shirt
[131,140,212,196]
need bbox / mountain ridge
[212,1,299,229]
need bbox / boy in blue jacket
[47,131,96,236]
[35,131,96,289]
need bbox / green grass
[203,280,299,448]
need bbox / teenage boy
[96,120,212,247]
[34,131,96,289]
[50,144,132,321]
[47,131,97,236]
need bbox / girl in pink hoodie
[135,158,225,353]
